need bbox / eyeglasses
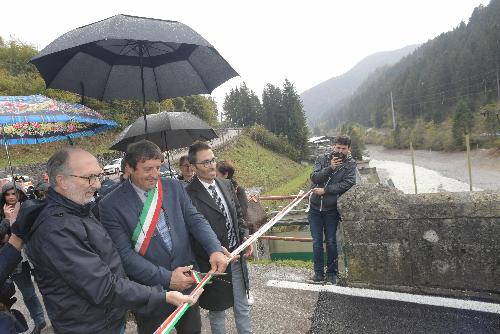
[68,173,105,185]
[194,157,217,168]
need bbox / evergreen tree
[262,83,283,134]
[222,83,262,127]
[452,100,474,147]
[281,79,309,157]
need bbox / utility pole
[390,91,396,130]
[496,61,500,101]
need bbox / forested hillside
[300,44,419,127]
[326,0,500,150]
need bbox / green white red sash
[154,271,213,334]
[131,180,163,256]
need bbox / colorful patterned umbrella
[0,95,117,145]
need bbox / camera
[331,151,346,162]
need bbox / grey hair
[46,147,80,187]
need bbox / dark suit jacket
[186,177,249,311]
[98,177,222,316]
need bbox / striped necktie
[208,185,237,249]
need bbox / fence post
[466,134,473,191]
[410,141,417,194]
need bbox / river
[366,145,499,193]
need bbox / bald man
[26,148,199,334]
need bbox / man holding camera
[308,135,357,284]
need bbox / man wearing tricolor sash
[100,140,229,334]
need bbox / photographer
[0,183,47,333]
[0,218,28,333]
[308,135,357,284]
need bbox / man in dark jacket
[186,141,252,334]
[25,147,199,334]
[308,135,357,284]
[99,140,228,334]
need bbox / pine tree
[452,100,474,147]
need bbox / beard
[66,186,95,205]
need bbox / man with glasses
[25,147,199,334]
[99,140,230,334]
[186,141,252,334]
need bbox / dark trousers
[135,303,201,334]
[12,261,45,326]
[308,208,339,276]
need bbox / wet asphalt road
[310,292,500,334]
[13,264,500,334]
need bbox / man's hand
[165,288,203,307]
[312,187,325,196]
[169,266,195,291]
[209,251,230,273]
[330,157,343,169]
[242,237,253,258]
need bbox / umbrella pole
[161,131,173,177]
[139,44,148,134]
[0,125,17,186]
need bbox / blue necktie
[145,192,172,252]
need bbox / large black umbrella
[30,14,238,131]
[110,111,218,152]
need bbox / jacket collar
[46,188,93,218]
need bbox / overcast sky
[0,0,490,107]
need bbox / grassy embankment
[217,135,314,268]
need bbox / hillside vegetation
[217,135,309,194]
[324,0,500,150]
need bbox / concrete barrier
[338,184,500,300]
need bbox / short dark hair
[188,141,211,164]
[124,140,163,169]
[216,160,235,179]
[47,147,81,187]
[335,135,351,147]
[179,155,189,166]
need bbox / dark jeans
[135,302,201,334]
[12,262,45,326]
[308,208,339,276]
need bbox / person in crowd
[25,147,200,334]
[0,218,28,334]
[216,160,255,305]
[186,141,252,334]
[33,182,49,200]
[99,140,230,334]
[308,135,357,284]
[178,155,195,184]
[1,183,46,334]
[216,160,249,222]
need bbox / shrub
[245,124,301,161]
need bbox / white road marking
[266,280,500,315]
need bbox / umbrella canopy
[30,14,238,102]
[0,95,117,145]
[110,111,217,152]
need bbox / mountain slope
[300,44,419,125]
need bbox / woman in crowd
[216,160,254,305]
[1,183,46,334]
[178,155,195,184]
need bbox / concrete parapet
[338,184,500,300]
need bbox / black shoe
[307,273,325,284]
[31,321,46,334]
[325,273,337,285]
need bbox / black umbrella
[110,111,218,152]
[30,14,238,131]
